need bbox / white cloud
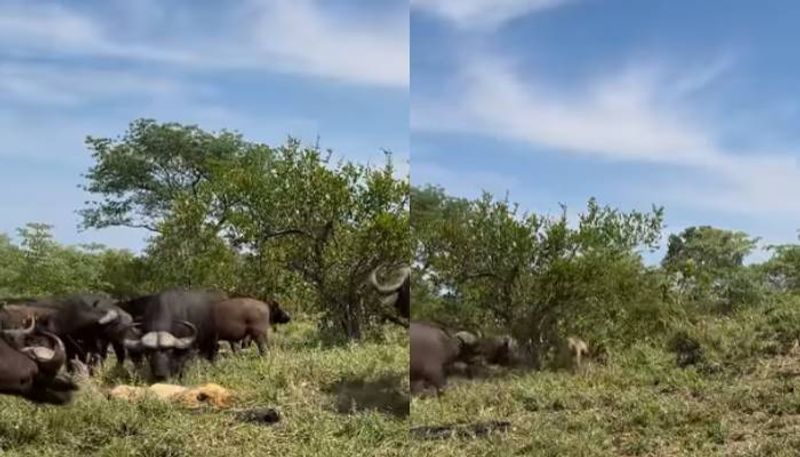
[411,0,575,30]
[0,63,190,106]
[0,3,105,52]
[246,0,408,87]
[413,54,800,214]
[413,57,719,166]
[0,0,408,88]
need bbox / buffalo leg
[428,364,447,396]
[200,339,219,363]
[111,341,126,366]
[410,379,427,396]
[253,332,267,356]
[170,351,190,380]
[229,341,239,354]
[65,347,81,373]
[97,340,109,362]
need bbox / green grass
[410,355,800,456]
[0,319,409,457]
[409,316,800,457]
[7,301,800,456]
[409,296,800,456]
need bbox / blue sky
[411,0,800,262]
[0,0,408,251]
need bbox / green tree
[0,224,137,297]
[761,241,800,293]
[81,119,410,341]
[411,186,666,355]
[81,118,252,234]
[662,226,761,310]
[0,233,23,297]
[218,142,410,340]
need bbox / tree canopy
[76,119,410,341]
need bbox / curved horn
[1,315,36,341]
[21,330,67,375]
[156,332,177,348]
[173,321,197,349]
[123,323,144,350]
[369,265,410,294]
[98,309,119,325]
[454,330,478,347]
[141,331,160,349]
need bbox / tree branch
[459,271,500,282]
[122,223,161,233]
[381,311,409,328]
[262,228,310,241]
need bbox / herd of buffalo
[410,323,592,396]
[0,263,590,406]
[0,287,292,404]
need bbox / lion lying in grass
[107,382,235,408]
[70,358,234,408]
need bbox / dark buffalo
[0,320,77,404]
[474,334,521,367]
[118,288,228,321]
[440,333,523,380]
[121,288,228,381]
[1,296,119,369]
[410,321,478,395]
[28,293,123,368]
[214,298,274,355]
[369,264,410,320]
[0,304,58,329]
[84,306,144,368]
[234,299,291,351]
[267,299,292,328]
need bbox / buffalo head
[0,320,76,404]
[123,320,197,381]
[268,300,291,326]
[368,264,410,319]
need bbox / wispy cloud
[413,160,521,198]
[413,53,800,214]
[411,0,575,30]
[0,0,408,88]
[246,0,408,87]
[0,63,190,106]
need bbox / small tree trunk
[340,302,362,341]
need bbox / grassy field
[410,300,800,456]
[0,319,409,457]
[411,352,800,456]
[6,304,800,456]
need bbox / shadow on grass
[446,362,536,386]
[323,374,409,418]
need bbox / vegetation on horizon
[2,119,410,343]
[411,185,800,455]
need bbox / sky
[411,0,800,262]
[0,0,408,252]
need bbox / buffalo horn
[123,323,145,351]
[21,330,66,374]
[369,265,410,294]
[173,321,197,349]
[98,309,119,325]
[454,331,478,347]
[1,315,36,340]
